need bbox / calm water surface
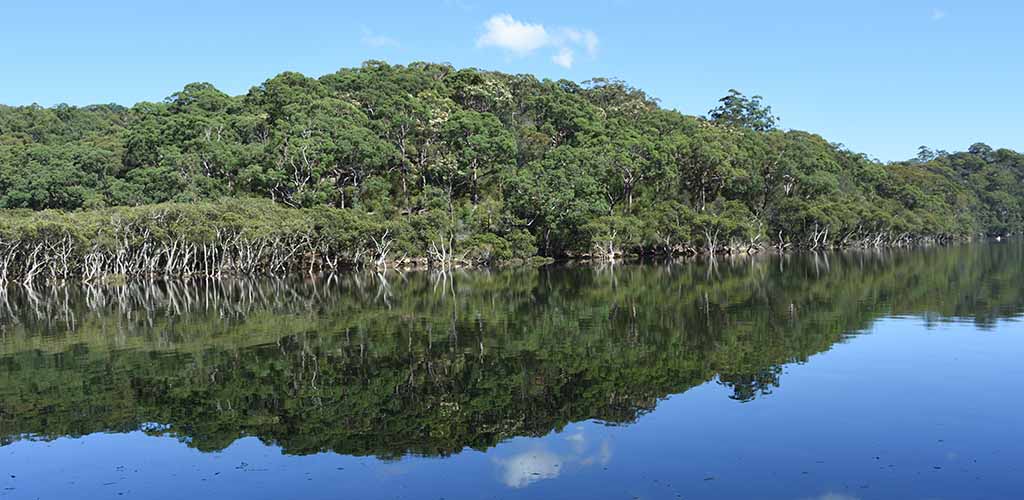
[2,243,1023,499]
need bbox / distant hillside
[0,61,1022,278]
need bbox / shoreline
[0,235,993,287]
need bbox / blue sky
[1,0,1020,161]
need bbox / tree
[671,126,741,212]
[593,118,665,211]
[1,61,1023,263]
[708,89,778,131]
[439,110,515,205]
[505,147,609,256]
[917,145,937,163]
[692,199,759,253]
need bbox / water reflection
[808,494,861,500]
[495,427,613,488]
[1,243,1022,459]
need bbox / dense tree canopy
[1,61,1022,276]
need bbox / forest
[2,60,1023,281]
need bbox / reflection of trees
[719,366,783,402]
[0,243,1022,457]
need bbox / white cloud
[495,432,613,488]
[477,14,550,55]
[496,451,563,488]
[564,431,586,453]
[598,438,612,465]
[931,9,946,21]
[361,27,399,48]
[560,28,599,57]
[552,47,574,68]
[583,31,599,56]
[476,14,599,68]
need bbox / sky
[1,0,1021,161]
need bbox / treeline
[2,244,1020,456]
[0,199,536,284]
[2,61,1023,279]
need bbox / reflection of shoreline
[1,242,1021,459]
[495,427,613,488]
[1,243,1015,344]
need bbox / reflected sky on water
[2,243,1024,499]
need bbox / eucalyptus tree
[1,61,1023,268]
[708,89,779,132]
[439,109,515,205]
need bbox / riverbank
[0,199,987,285]
[4,63,1023,285]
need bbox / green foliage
[2,243,1020,456]
[708,89,779,132]
[2,61,1023,270]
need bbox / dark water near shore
[2,243,1023,499]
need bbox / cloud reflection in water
[494,426,612,488]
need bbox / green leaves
[505,147,609,256]
[0,144,104,210]
[436,110,516,204]
[1,61,1022,257]
[708,89,778,132]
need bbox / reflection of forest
[1,243,1021,458]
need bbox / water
[1,243,1023,499]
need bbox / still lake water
[1,243,1023,499]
